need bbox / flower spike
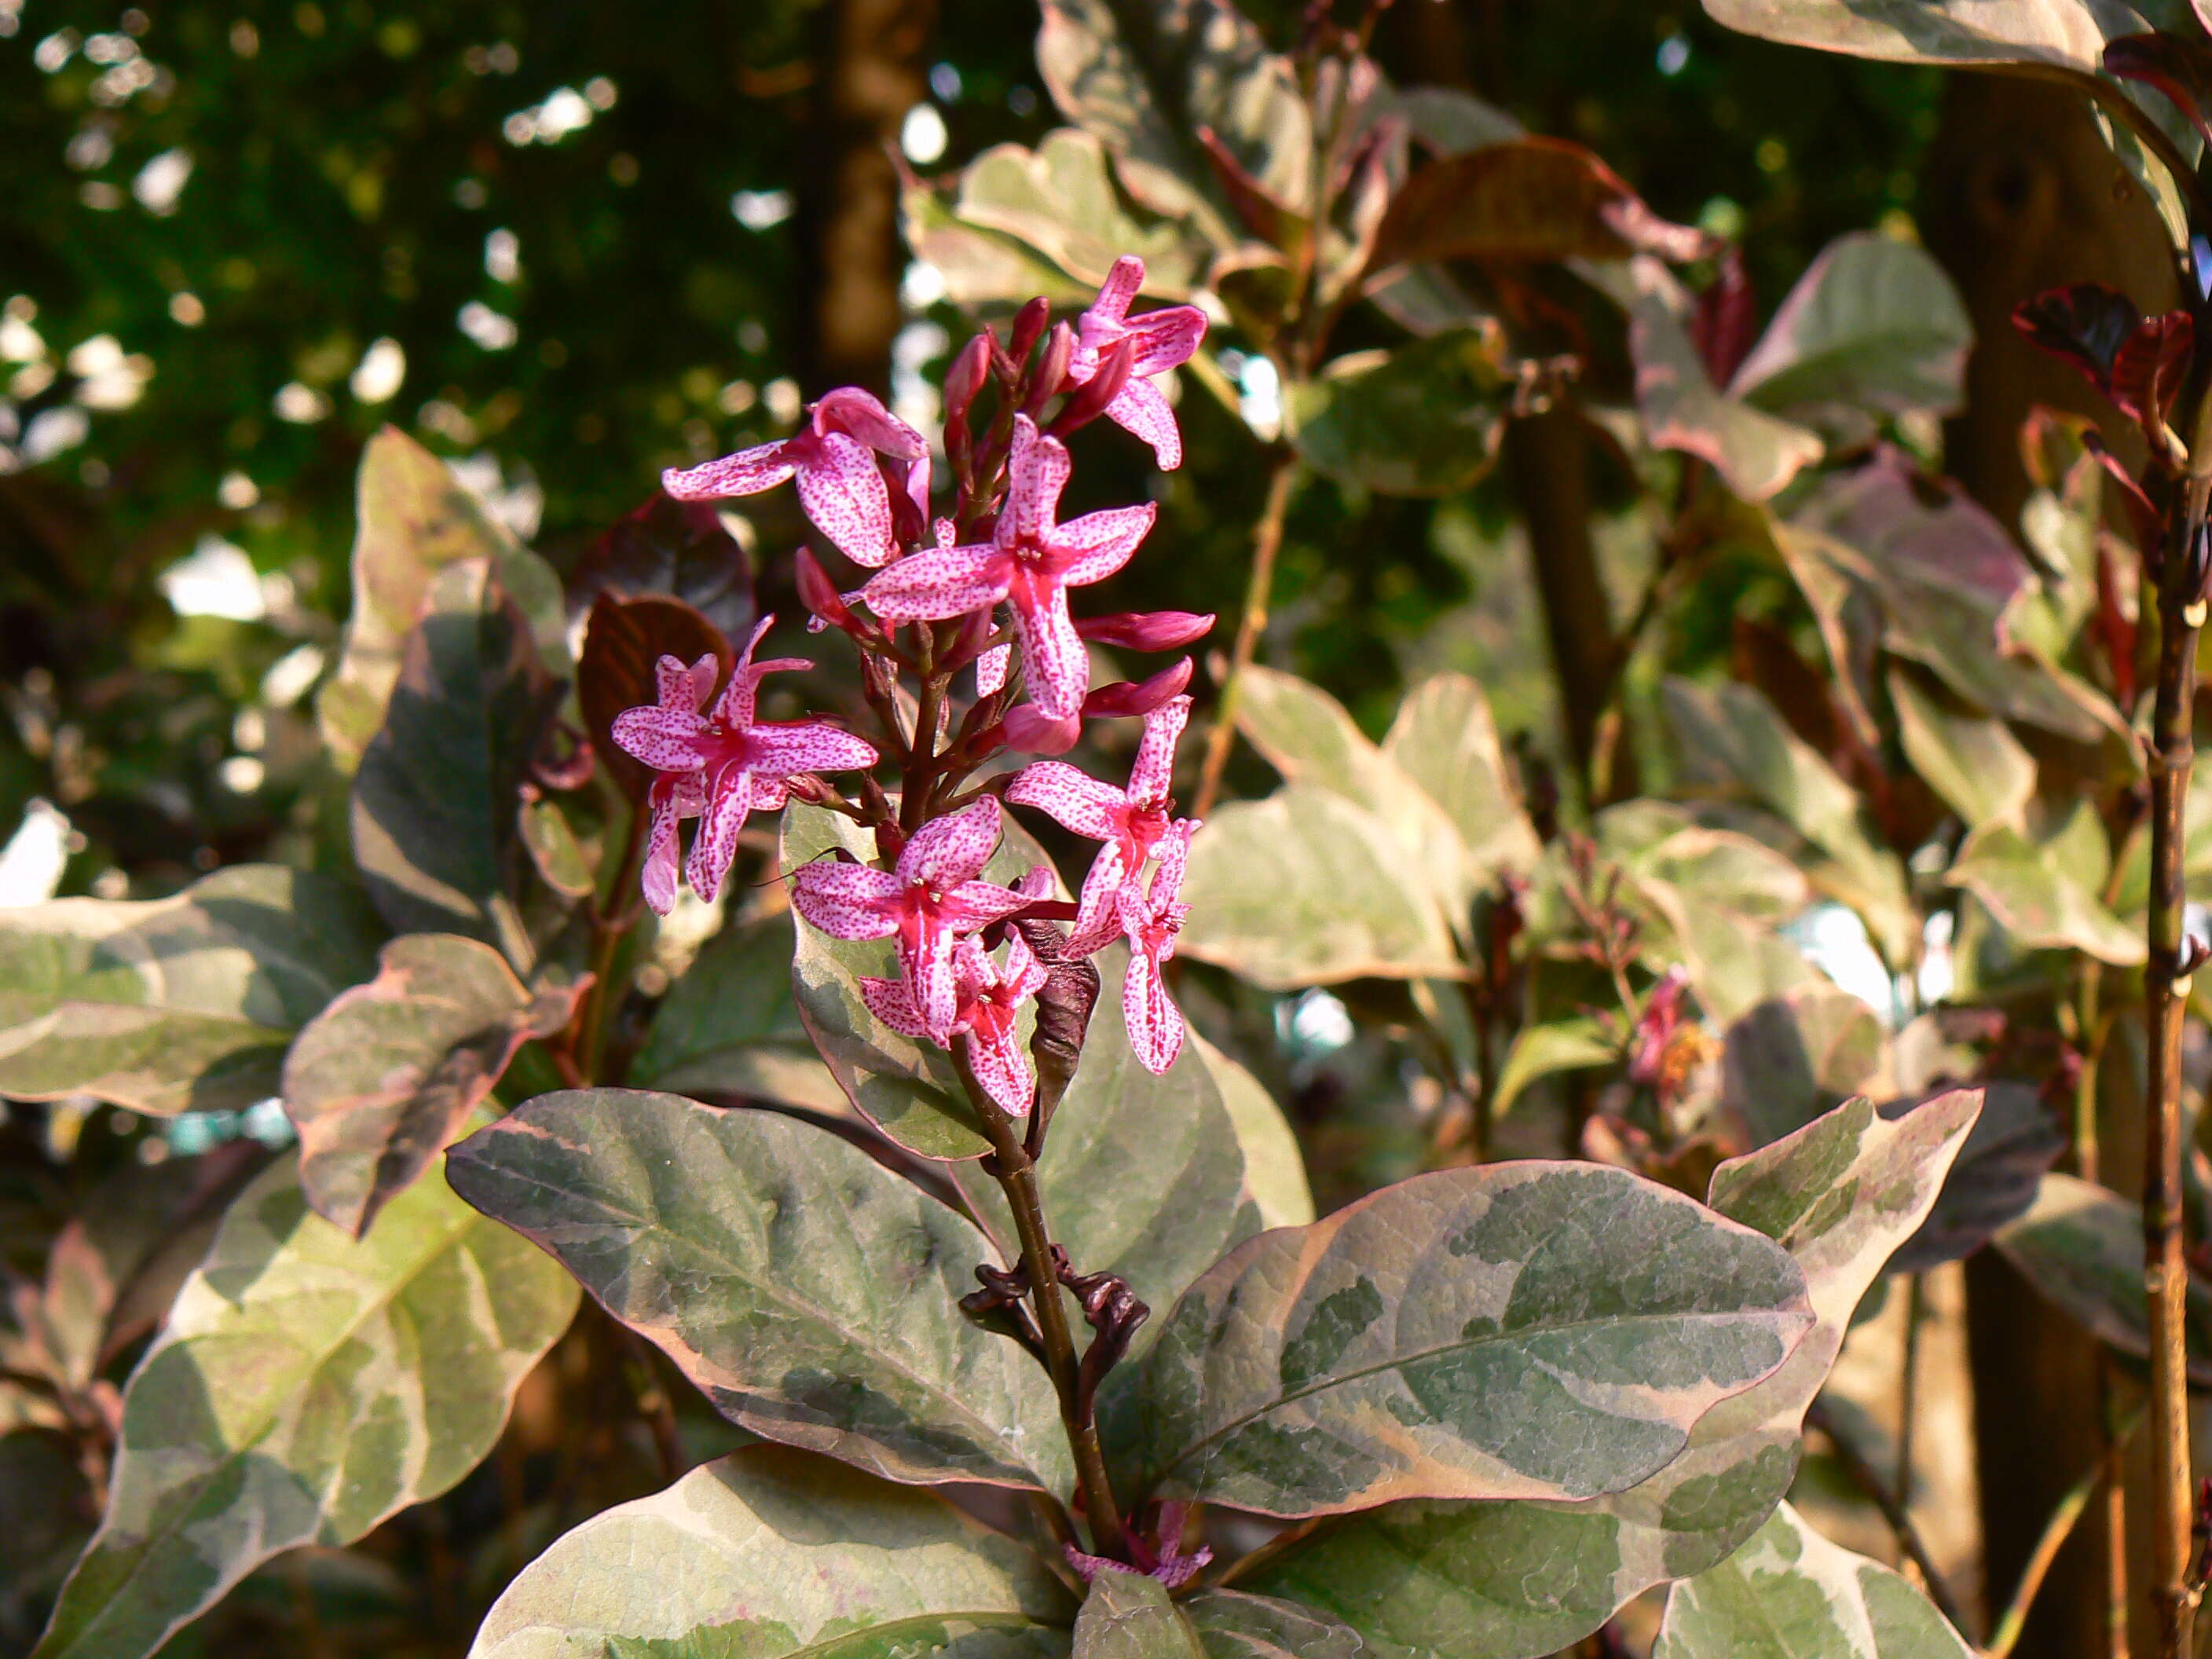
[861,933,1048,1115]
[1121,818,1196,1075]
[1068,256,1209,470]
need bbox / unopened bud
[1050,336,1136,436]
[1004,702,1082,755]
[945,605,996,671]
[873,819,908,864]
[1024,323,1077,414]
[796,547,853,630]
[1007,298,1052,372]
[1084,657,1192,718]
[1076,610,1216,652]
[945,331,992,427]
[885,456,929,551]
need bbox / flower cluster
[610,255,1209,1106]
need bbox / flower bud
[1003,702,1082,755]
[885,455,929,551]
[943,604,996,672]
[873,819,908,864]
[1050,336,1136,437]
[1075,610,1216,652]
[796,547,854,631]
[1082,656,1192,718]
[945,331,993,427]
[1007,298,1051,372]
[1023,323,1077,415]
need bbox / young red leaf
[2104,32,2212,148]
[2011,283,2142,393]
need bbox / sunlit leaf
[1382,672,1543,877]
[956,129,1212,298]
[1888,668,2035,830]
[446,1088,1074,1493]
[1946,816,2145,966]
[1180,1591,1361,1659]
[1285,332,1510,496]
[0,864,381,1117]
[1189,1029,1313,1229]
[1073,1573,1203,1659]
[1720,986,1889,1148]
[31,1150,577,1659]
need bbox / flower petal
[1123,937,1185,1074]
[611,705,706,772]
[1107,375,1183,471]
[976,641,1011,698]
[684,764,753,903]
[749,720,879,776]
[1067,839,1131,957]
[1123,304,1207,377]
[790,861,904,939]
[1006,416,1072,543]
[1082,255,1144,334]
[1002,931,1049,1000]
[906,919,963,1045]
[797,431,899,566]
[1054,503,1156,587]
[815,387,929,461]
[966,1015,1035,1116]
[1012,583,1090,720]
[654,653,711,711]
[640,785,687,917]
[1007,760,1124,840]
[859,975,931,1039]
[861,542,1009,623]
[899,797,1002,889]
[663,443,796,500]
[1128,695,1192,808]
[943,880,1034,932]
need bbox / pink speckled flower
[860,416,1154,720]
[661,388,928,568]
[611,617,878,910]
[790,797,1034,1043]
[1069,256,1208,470]
[862,932,1048,1116]
[1007,694,1191,954]
[1121,818,1196,1075]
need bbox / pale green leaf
[1888,669,2035,830]
[1285,333,1509,496]
[1102,1162,1812,1518]
[1655,1500,1973,1657]
[1493,1018,1617,1119]
[1946,818,2144,966]
[0,864,381,1117]
[955,129,1210,298]
[446,1088,1074,1493]
[1180,1591,1361,1659]
[1382,672,1542,876]
[629,913,851,1114]
[1188,1030,1313,1229]
[1072,1573,1203,1659]
[470,1445,1076,1659]
[32,1150,577,1659]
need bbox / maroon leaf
[2109,309,2195,438]
[1884,1083,2065,1274]
[2104,32,2212,148]
[1366,136,1714,274]
[2012,283,2142,392]
[1691,247,1759,387]
[578,592,733,799]
[570,492,756,641]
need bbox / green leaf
[629,913,851,1114]
[1101,1161,1812,1518]
[904,181,1102,310]
[470,1445,1076,1659]
[351,559,562,968]
[1995,1170,2212,1382]
[0,864,382,1117]
[1719,987,1889,1148]
[1728,233,1971,438]
[1654,1500,1972,1658]
[445,1088,1074,1493]
[1073,1573,1203,1659]
[1492,1018,1617,1119]
[283,932,587,1238]
[1179,786,1464,987]
[954,950,1257,1368]
[518,795,595,899]
[1946,816,2144,966]
[782,802,1057,1159]
[1888,668,2035,831]
[1188,1029,1313,1229]
[1381,672,1542,877]
[320,426,566,771]
[32,1149,577,1659]
[1285,332,1509,496]
[1247,1092,1979,1658]
[954,129,1211,298]
[1180,1591,1361,1659]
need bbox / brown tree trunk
[1921,71,2179,1658]
[793,0,937,396]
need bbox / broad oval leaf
[956,128,1212,298]
[569,491,756,643]
[1286,331,1508,496]
[628,911,851,1114]
[1189,1030,1313,1229]
[445,1088,1074,1493]
[1101,1160,1813,1518]
[1073,1573,1203,1659]
[1248,1091,1979,1658]
[0,864,381,1117]
[1885,1082,2064,1274]
[1655,1499,1972,1658]
[1888,668,2035,832]
[31,1148,577,1659]
[1381,672,1541,877]
[470,1445,1076,1659]
[1720,986,1890,1150]
[1181,1591,1361,1659]
[577,591,734,800]
[284,932,586,1238]
[1946,819,2146,965]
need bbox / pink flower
[1007,695,1191,953]
[661,387,928,568]
[611,617,878,910]
[1121,819,1196,1075]
[861,932,1048,1116]
[860,416,1155,720]
[790,797,1034,1042]
[1069,256,1208,471]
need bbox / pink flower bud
[1024,323,1077,415]
[944,604,997,671]
[885,454,928,550]
[1075,610,1216,652]
[1003,703,1083,755]
[1049,335,1137,438]
[796,547,854,631]
[945,331,993,427]
[1083,656,1192,718]
[1007,298,1051,371]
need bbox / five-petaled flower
[661,387,928,568]
[1008,694,1192,954]
[790,796,1034,1043]
[862,932,1048,1116]
[861,415,1155,720]
[1069,256,1208,471]
[611,617,878,911]
[1121,818,1195,1075]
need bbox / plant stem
[1806,1397,1971,1635]
[962,1051,1126,1560]
[2075,960,2132,1659]
[1895,1272,1923,1564]
[1193,445,1299,822]
[1987,1407,2149,1659]
[575,796,650,1083]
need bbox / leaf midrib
[1157,1302,1806,1486]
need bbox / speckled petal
[1012,583,1090,720]
[1127,694,1192,808]
[1123,936,1185,1074]
[906,919,963,1045]
[796,430,899,566]
[1007,760,1122,840]
[663,442,796,500]
[789,861,904,939]
[976,641,1011,698]
[899,797,1002,890]
[611,705,706,772]
[1066,840,1132,958]
[1006,416,1073,542]
[1054,504,1155,587]
[966,1016,1035,1116]
[859,974,932,1040]
[816,386,929,461]
[684,764,753,903]
[942,880,1033,932]
[860,542,1009,623]
[1123,303,1207,377]
[748,720,878,777]
[1107,375,1183,470]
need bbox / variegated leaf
[1072,1573,1203,1659]
[1181,1591,1361,1659]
